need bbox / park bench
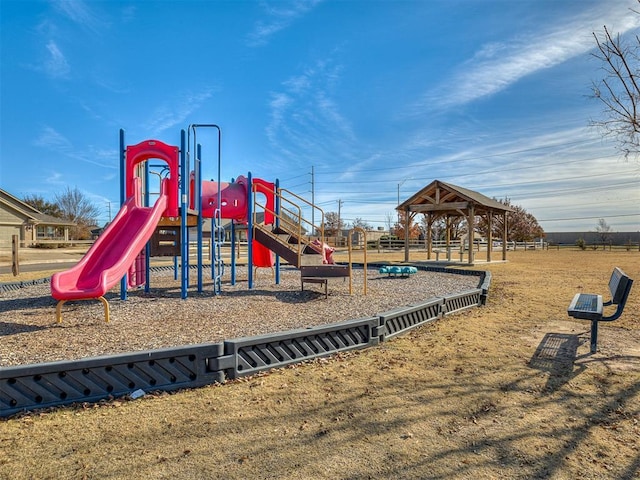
[567,267,633,353]
[300,265,351,299]
[301,276,329,298]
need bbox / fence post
[11,234,19,276]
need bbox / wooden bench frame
[299,265,351,299]
[567,267,633,353]
[301,276,329,299]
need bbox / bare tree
[595,218,613,245]
[22,194,63,218]
[324,211,342,236]
[54,187,101,240]
[384,212,395,233]
[350,217,371,230]
[591,8,640,158]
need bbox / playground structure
[51,125,350,321]
[3,126,493,417]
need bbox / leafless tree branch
[590,9,640,159]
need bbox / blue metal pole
[144,160,151,293]
[275,178,280,285]
[247,171,253,289]
[214,133,222,295]
[188,123,222,293]
[230,221,236,285]
[196,143,203,293]
[180,129,188,299]
[119,129,128,301]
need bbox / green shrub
[575,238,586,250]
[34,243,59,249]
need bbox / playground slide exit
[51,179,168,301]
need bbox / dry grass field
[1,249,639,479]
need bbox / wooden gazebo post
[467,203,475,264]
[487,211,493,263]
[426,213,433,260]
[502,211,508,261]
[445,215,451,261]
[404,206,410,262]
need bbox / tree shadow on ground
[0,321,48,337]
[0,295,55,313]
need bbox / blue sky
[1,0,639,233]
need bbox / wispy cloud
[45,171,64,185]
[120,5,137,24]
[265,57,355,171]
[35,126,73,149]
[51,0,107,33]
[42,40,71,79]
[419,3,640,110]
[143,88,217,136]
[34,126,117,169]
[247,0,323,47]
[314,120,640,229]
[32,1,110,80]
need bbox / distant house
[0,188,75,247]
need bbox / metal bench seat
[567,293,603,321]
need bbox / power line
[315,170,639,197]
[505,180,639,199]
[279,171,310,182]
[538,213,640,222]
[307,138,599,176]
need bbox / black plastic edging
[442,289,483,315]
[0,343,224,418]
[377,297,443,342]
[211,316,379,379]
[0,277,51,293]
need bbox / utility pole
[396,182,402,232]
[337,199,343,237]
[311,166,315,234]
[396,178,410,234]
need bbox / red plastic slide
[252,239,275,268]
[51,179,169,301]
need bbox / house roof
[397,180,513,216]
[0,188,76,226]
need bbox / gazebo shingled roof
[398,180,512,215]
[396,180,512,264]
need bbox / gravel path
[0,266,479,367]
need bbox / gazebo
[397,180,513,264]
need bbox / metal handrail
[254,199,304,265]
[213,207,223,294]
[278,187,325,241]
[252,185,326,267]
[348,227,367,295]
